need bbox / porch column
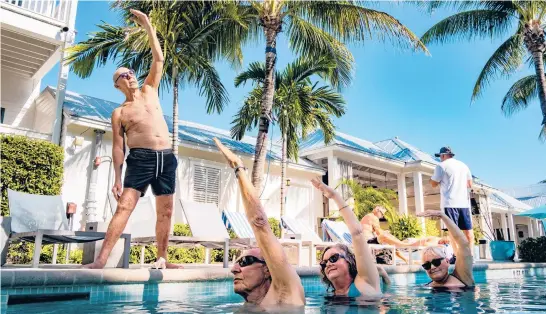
[51,2,78,145]
[84,130,105,223]
[397,174,408,215]
[478,196,494,259]
[412,171,425,230]
[528,218,535,238]
[327,152,341,213]
[500,213,509,241]
[507,213,519,260]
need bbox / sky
[42,1,546,189]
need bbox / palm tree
[231,56,346,218]
[421,1,546,139]
[66,0,250,152]
[235,0,428,191]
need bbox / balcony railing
[0,124,52,141]
[1,0,71,24]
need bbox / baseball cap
[434,146,454,157]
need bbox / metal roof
[374,137,439,164]
[299,129,400,160]
[46,87,323,172]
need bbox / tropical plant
[66,0,249,152]
[421,1,546,139]
[425,219,441,237]
[519,236,546,262]
[386,213,423,241]
[232,56,346,217]
[337,179,398,220]
[236,0,428,191]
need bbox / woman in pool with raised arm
[417,210,474,288]
[311,178,387,297]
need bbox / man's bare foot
[166,262,184,269]
[81,261,106,269]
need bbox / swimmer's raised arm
[418,210,474,286]
[311,178,381,295]
[130,9,164,89]
[213,138,304,303]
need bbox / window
[1,108,5,124]
[193,165,220,205]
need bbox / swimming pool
[4,268,546,313]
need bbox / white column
[500,213,509,241]
[412,171,426,230]
[397,174,408,215]
[327,152,340,214]
[528,218,535,238]
[51,0,78,144]
[535,219,541,237]
[539,220,545,236]
[507,213,519,260]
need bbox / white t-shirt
[431,158,472,209]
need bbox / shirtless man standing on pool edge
[84,9,180,269]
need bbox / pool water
[5,268,546,313]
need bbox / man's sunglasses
[236,255,266,268]
[115,70,135,83]
[320,253,346,269]
[422,257,444,270]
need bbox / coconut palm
[66,0,251,152]
[421,1,546,139]
[231,56,346,218]
[236,0,428,191]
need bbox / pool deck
[2,261,546,288]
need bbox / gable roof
[46,87,323,172]
[374,137,439,164]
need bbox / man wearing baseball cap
[430,146,474,256]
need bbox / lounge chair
[2,189,131,268]
[281,216,333,266]
[222,211,304,266]
[321,220,397,265]
[108,194,233,268]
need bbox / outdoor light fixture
[286,178,291,186]
[72,136,84,147]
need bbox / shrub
[386,213,422,241]
[1,135,64,216]
[268,217,281,238]
[7,242,82,264]
[338,179,397,220]
[518,236,546,263]
[473,225,484,246]
[425,219,440,237]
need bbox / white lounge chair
[281,216,333,266]
[321,220,397,265]
[222,211,303,266]
[108,194,232,268]
[2,189,131,268]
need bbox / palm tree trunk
[251,16,280,191]
[172,67,179,154]
[280,126,287,237]
[531,51,546,132]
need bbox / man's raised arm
[213,138,304,300]
[130,9,164,89]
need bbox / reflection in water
[6,271,546,314]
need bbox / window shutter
[193,165,220,205]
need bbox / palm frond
[501,75,537,117]
[230,87,262,140]
[234,62,268,87]
[421,10,514,45]
[472,34,525,101]
[186,55,229,114]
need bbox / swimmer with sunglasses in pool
[213,139,305,310]
[311,179,389,297]
[417,210,475,288]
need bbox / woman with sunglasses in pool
[417,210,474,288]
[311,178,386,297]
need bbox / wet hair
[320,243,358,292]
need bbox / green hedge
[8,242,82,264]
[519,236,546,263]
[1,135,64,216]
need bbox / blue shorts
[443,207,472,231]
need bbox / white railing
[0,124,52,141]
[2,0,70,24]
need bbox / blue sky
[42,1,545,189]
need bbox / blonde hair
[422,246,446,261]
